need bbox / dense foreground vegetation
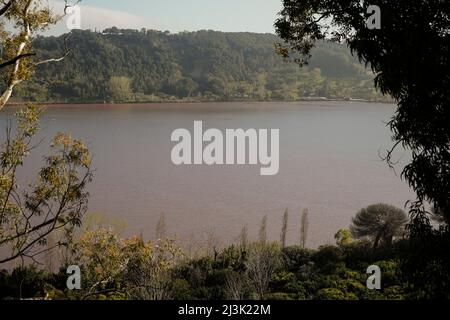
[0,197,439,300]
[0,228,427,300]
[8,29,389,103]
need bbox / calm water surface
[1,102,414,248]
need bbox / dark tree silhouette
[350,204,408,248]
[275,0,450,297]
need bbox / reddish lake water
[0,101,415,249]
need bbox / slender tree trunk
[374,234,381,249]
[0,85,16,110]
[280,208,288,248]
[0,0,32,111]
[259,214,267,244]
[300,208,309,248]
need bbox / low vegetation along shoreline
[0,201,433,300]
[6,97,393,107]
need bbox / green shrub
[316,288,346,300]
[265,292,295,300]
[171,278,192,300]
[0,266,51,299]
[312,246,344,274]
[282,246,314,271]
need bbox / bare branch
[63,0,81,15]
[0,52,36,69]
[378,140,403,175]
[0,0,15,16]
[34,37,70,66]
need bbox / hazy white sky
[48,0,284,35]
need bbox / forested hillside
[10,28,388,103]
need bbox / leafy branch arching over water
[0,106,93,264]
[0,1,92,266]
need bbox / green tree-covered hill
[11,28,388,103]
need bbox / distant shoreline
[6,97,394,107]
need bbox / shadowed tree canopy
[275,0,449,297]
[275,0,450,227]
